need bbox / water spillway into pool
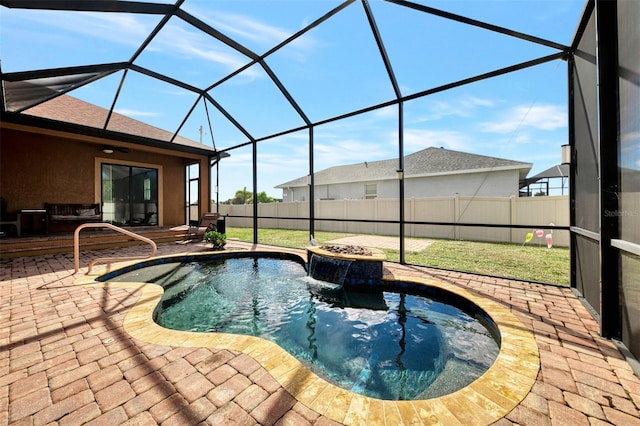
[100,251,500,401]
[306,245,385,287]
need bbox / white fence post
[454,194,460,240]
[510,195,517,244]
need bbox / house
[520,164,570,196]
[0,94,225,235]
[276,147,532,202]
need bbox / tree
[254,191,277,203]
[225,187,278,204]
[230,187,251,204]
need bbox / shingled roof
[276,147,532,188]
[22,94,215,152]
[521,164,569,186]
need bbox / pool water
[108,255,499,400]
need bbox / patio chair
[182,212,219,242]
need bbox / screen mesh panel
[617,0,640,360]
[573,10,599,234]
[618,1,640,245]
[574,233,601,316]
[571,8,600,315]
[620,252,640,359]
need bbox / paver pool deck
[1,240,639,425]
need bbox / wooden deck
[0,226,188,259]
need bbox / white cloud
[16,9,270,78]
[486,130,534,147]
[620,131,640,169]
[480,104,567,133]
[207,12,293,47]
[374,106,398,119]
[17,10,152,48]
[414,96,496,122]
[402,129,470,153]
[152,24,257,76]
[185,7,318,59]
[621,131,640,145]
[314,139,389,168]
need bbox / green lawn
[401,240,570,286]
[225,227,570,286]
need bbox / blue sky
[0,0,585,201]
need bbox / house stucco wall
[281,169,522,201]
[0,127,209,230]
[405,169,521,198]
[314,179,399,200]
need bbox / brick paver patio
[1,240,639,425]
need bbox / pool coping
[74,249,540,425]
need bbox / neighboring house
[0,94,223,233]
[276,147,532,202]
[519,164,570,196]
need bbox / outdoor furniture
[45,203,102,233]
[183,212,219,241]
[0,215,20,237]
[0,197,20,237]
[19,209,47,236]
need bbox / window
[144,178,151,201]
[365,183,377,199]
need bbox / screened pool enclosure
[1,1,638,362]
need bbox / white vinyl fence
[215,195,570,247]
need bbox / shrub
[204,231,227,250]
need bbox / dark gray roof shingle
[24,94,214,151]
[277,147,532,188]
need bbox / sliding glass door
[102,163,158,226]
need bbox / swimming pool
[102,252,499,400]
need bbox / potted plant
[203,230,227,250]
